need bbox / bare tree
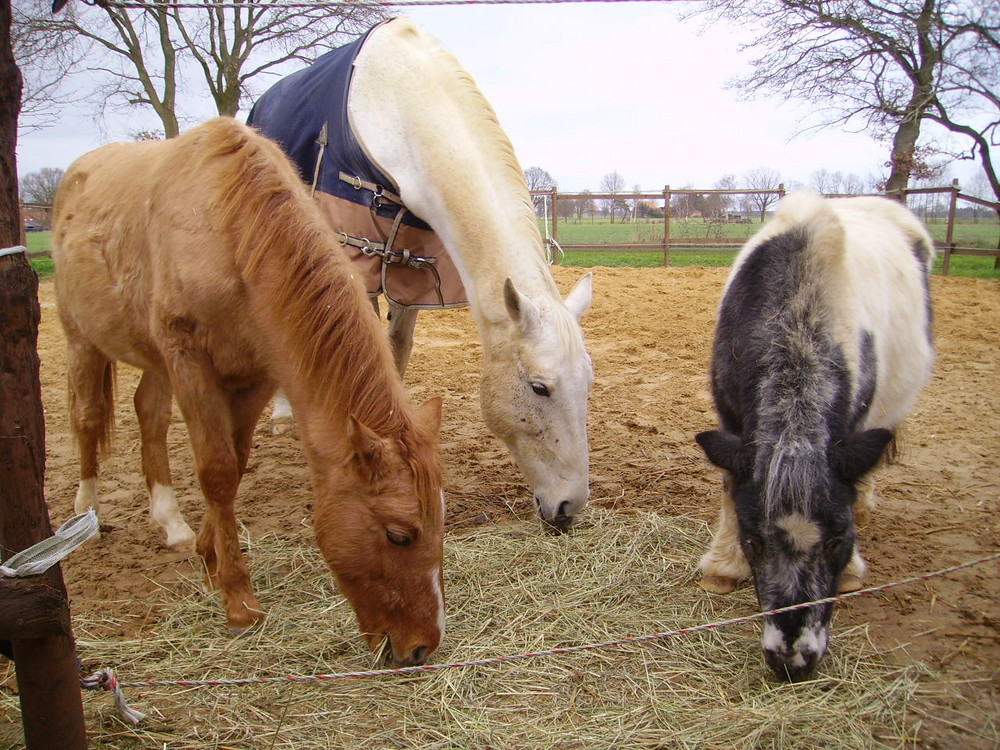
[11,0,87,133]
[19,166,63,204]
[524,165,557,215]
[599,170,625,222]
[810,169,844,195]
[706,174,738,217]
[627,183,643,222]
[684,1,999,197]
[841,173,867,195]
[19,1,387,137]
[743,166,783,222]
[576,189,596,223]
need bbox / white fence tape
[0,511,100,578]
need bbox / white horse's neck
[349,20,559,340]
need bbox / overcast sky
[15,1,981,192]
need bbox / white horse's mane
[414,24,544,254]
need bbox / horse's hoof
[700,575,738,594]
[166,529,196,553]
[838,574,864,593]
[270,418,296,437]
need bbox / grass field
[26,219,1000,279]
[543,218,999,279]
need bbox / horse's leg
[168,357,264,633]
[386,302,418,379]
[66,342,114,531]
[134,370,196,551]
[698,476,751,594]
[839,474,876,593]
[230,381,277,478]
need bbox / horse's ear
[416,396,443,438]
[830,428,894,484]
[564,272,593,322]
[503,278,541,335]
[695,430,749,475]
[347,415,390,481]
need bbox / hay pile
[3,511,927,749]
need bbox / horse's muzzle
[537,497,575,533]
[379,638,432,668]
[763,647,822,683]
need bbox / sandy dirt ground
[21,267,1000,747]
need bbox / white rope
[0,511,100,578]
[80,668,147,725]
[0,245,27,258]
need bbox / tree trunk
[0,0,21,247]
[1,5,89,746]
[884,113,923,196]
[883,0,939,196]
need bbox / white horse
[251,19,593,531]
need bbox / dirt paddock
[9,267,1000,747]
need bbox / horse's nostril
[533,495,541,508]
[410,645,428,666]
[557,500,570,517]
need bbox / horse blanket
[248,21,467,308]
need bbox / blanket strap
[335,231,445,307]
[310,122,329,199]
[338,171,405,209]
[336,169,445,307]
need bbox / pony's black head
[696,427,892,681]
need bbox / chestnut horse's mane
[180,118,441,519]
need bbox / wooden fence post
[941,178,960,277]
[0,251,89,749]
[663,186,671,267]
[1,0,89,744]
[550,188,559,265]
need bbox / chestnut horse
[51,117,445,667]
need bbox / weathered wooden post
[0,249,89,750]
[941,178,960,277]
[1,0,89,745]
[663,186,671,267]
[549,188,559,265]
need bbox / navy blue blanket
[248,21,430,229]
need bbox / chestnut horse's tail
[67,359,117,457]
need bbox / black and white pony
[695,191,935,681]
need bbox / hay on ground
[2,510,932,749]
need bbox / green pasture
[543,218,999,279]
[26,220,1000,279]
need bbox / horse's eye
[824,536,845,555]
[386,530,412,547]
[530,381,550,397]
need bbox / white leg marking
[700,491,751,582]
[270,391,295,435]
[74,477,99,515]
[150,483,196,550]
[840,543,867,592]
